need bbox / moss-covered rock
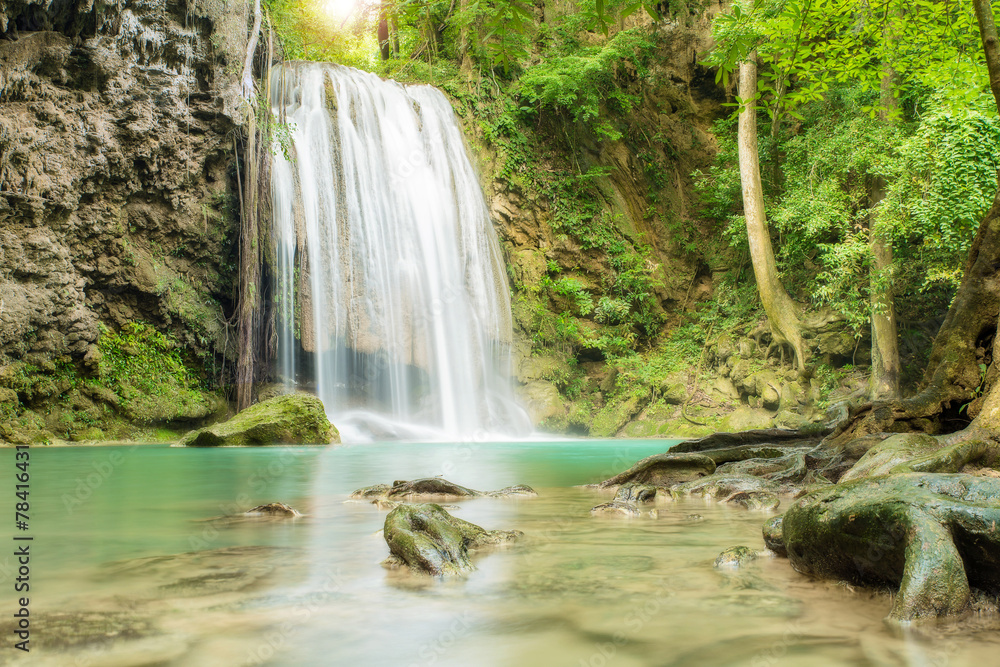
[519,380,566,426]
[774,473,1000,621]
[244,502,301,517]
[714,546,761,569]
[590,386,651,437]
[762,516,786,556]
[614,483,657,502]
[70,426,105,442]
[382,503,521,575]
[177,394,338,447]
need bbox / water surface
[4,440,998,666]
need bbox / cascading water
[269,62,531,442]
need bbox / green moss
[178,394,338,447]
[97,322,223,425]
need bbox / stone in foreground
[177,394,339,446]
[771,473,1000,621]
[382,503,521,575]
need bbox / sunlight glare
[323,0,359,22]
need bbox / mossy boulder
[382,503,521,575]
[590,387,651,437]
[177,394,338,447]
[772,473,1000,621]
[244,503,301,517]
[714,546,762,569]
[614,483,657,502]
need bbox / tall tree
[737,52,807,371]
[868,18,901,400]
[827,0,1000,443]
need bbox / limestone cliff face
[0,0,247,369]
[0,0,253,439]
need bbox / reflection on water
[3,441,999,666]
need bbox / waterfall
[269,62,531,442]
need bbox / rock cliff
[0,0,250,440]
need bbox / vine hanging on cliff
[234,9,274,411]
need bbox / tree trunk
[826,1,1000,444]
[868,63,901,400]
[738,55,807,371]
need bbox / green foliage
[884,99,1000,280]
[518,28,651,130]
[705,0,990,124]
[547,276,595,316]
[265,0,383,70]
[696,80,999,336]
[97,322,214,424]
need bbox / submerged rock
[591,453,716,489]
[350,478,537,502]
[101,546,304,598]
[771,473,1000,621]
[762,516,786,556]
[350,483,392,499]
[614,483,657,503]
[382,503,521,575]
[244,502,301,517]
[714,546,762,569]
[177,394,339,447]
[590,500,641,517]
[724,490,780,510]
[386,478,483,499]
[492,484,539,497]
[0,611,157,651]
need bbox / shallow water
[3,441,999,666]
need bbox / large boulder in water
[770,473,1000,621]
[382,503,521,575]
[177,394,339,447]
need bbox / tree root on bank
[771,473,1000,622]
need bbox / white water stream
[269,63,530,442]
